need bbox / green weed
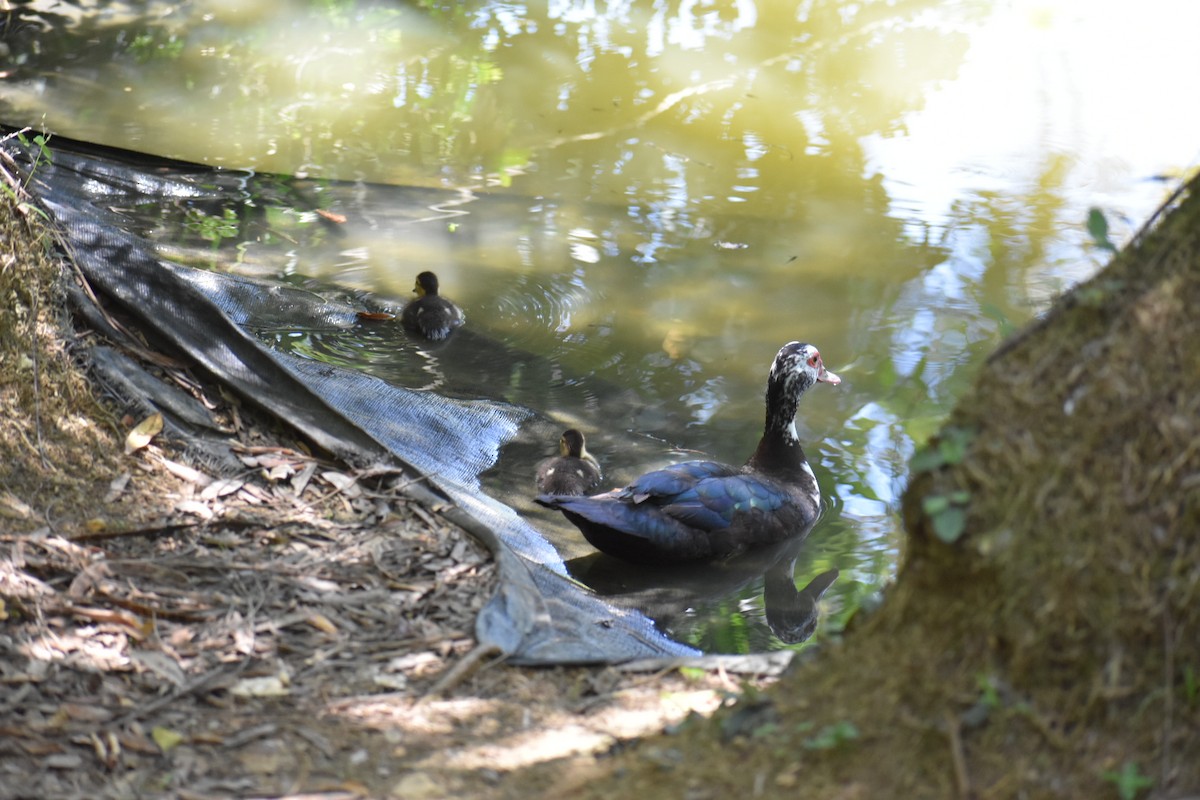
[1101,761,1153,800]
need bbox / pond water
[3,0,1197,654]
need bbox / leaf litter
[0,178,749,799]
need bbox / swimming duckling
[400,271,464,341]
[536,428,602,496]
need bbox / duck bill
[818,365,841,385]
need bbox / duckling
[535,428,602,496]
[537,342,840,563]
[400,271,464,341]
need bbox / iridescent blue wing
[664,473,789,531]
[620,461,737,503]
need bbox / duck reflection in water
[567,517,839,648]
[765,565,839,644]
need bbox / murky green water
[4,0,1197,653]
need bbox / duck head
[413,271,440,297]
[765,341,840,442]
[559,428,588,458]
[770,341,840,388]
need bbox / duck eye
[807,353,820,367]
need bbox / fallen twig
[421,642,504,700]
[69,520,203,543]
[944,710,973,800]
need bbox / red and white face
[804,345,841,385]
[771,341,842,391]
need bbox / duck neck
[748,418,810,479]
[576,447,600,471]
[747,389,810,479]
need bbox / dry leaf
[338,780,372,796]
[59,702,114,723]
[372,672,408,691]
[306,613,338,634]
[291,462,317,495]
[315,208,347,224]
[0,492,34,520]
[229,676,290,697]
[264,462,295,482]
[65,605,148,639]
[236,483,270,503]
[320,471,361,498]
[175,500,215,520]
[189,731,224,745]
[116,730,160,755]
[104,472,131,502]
[199,478,244,501]
[131,650,187,688]
[155,457,212,487]
[151,726,185,753]
[90,730,121,770]
[124,413,163,454]
[391,771,442,799]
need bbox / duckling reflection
[566,518,836,650]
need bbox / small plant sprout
[909,426,976,474]
[803,720,859,750]
[1101,761,1153,800]
[922,490,971,543]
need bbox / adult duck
[536,341,840,563]
[401,271,464,341]
[535,429,602,496]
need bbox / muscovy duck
[535,428,602,496]
[401,271,464,341]
[536,341,840,563]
